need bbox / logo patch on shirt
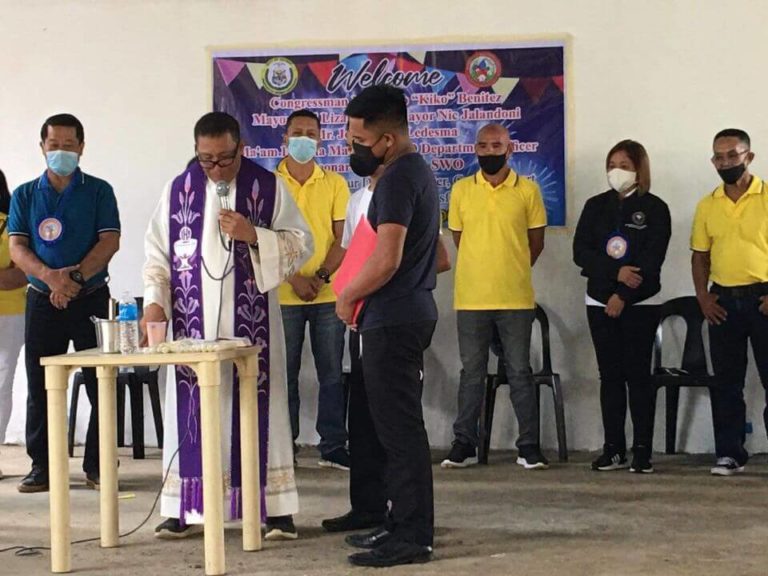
[38,217,63,243]
[606,234,628,259]
[625,211,647,230]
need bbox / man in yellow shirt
[691,128,768,476]
[442,123,548,470]
[277,109,350,469]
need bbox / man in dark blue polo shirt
[8,113,121,492]
[336,85,439,567]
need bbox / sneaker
[348,539,432,567]
[17,466,49,493]
[322,509,386,533]
[265,515,298,540]
[440,441,478,468]
[318,447,350,471]
[710,457,745,476]
[154,518,204,539]
[592,451,629,471]
[516,445,549,470]
[629,452,654,474]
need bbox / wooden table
[41,346,263,575]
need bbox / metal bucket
[91,316,120,354]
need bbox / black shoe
[630,448,654,474]
[18,466,49,493]
[318,447,350,471]
[345,526,393,549]
[154,517,204,539]
[592,449,629,471]
[265,515,298,540]
[516,445,550,470]
[440,441,478,468]
[85,471,100,490]
[322,510,386,533]
[348,539,432,567]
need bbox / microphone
[215,180,230,211]
[215,180,232,250]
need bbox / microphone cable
[0,428,192,558]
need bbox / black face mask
[717,163,747,185]
[478,153,507,175]
[350,139,385,177]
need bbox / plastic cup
[146,321,168,347]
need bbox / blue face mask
[287,136,318,164]
[46,150,80,176]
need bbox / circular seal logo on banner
[38,217,63,242]
[606,235,628,260]
[632,211,646,226]
[465,51,502,88]
[262,57,299,96]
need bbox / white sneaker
[710,457,744,476]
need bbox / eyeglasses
[197,141,240,169]
[711,149,750,165]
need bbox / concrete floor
[1,444,767,576]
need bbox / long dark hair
[0,169,10,214]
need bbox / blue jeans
[282,302,347,455]
[708,291,768,464]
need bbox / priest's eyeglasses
[197,145,240,169]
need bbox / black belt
[711,282,768,298]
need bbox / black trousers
[708,293,768,464]
[361,320,436,547]
[25,286,109,474]
[586,305,660,454]
[347,331,387,516]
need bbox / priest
[141,111,313,540]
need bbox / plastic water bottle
[118,291,139,354]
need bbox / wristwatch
[315,267,331,284]
[69,270,86,286]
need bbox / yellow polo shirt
[277,160,349,305]
[691,176,768,287]
[0,212,26,315]
[449,169,547,310]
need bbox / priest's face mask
[196,133,243,184]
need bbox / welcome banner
[212,41,567,225]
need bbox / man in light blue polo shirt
[8,113,121,493]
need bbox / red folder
[333,215,378,325]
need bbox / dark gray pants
[453,309,538,448]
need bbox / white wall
[3,0,768,454]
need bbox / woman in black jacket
[573,140,671,473]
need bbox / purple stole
[169,159,276,522]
